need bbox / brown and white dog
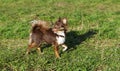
[26,18,68,58]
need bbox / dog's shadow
[66,29,97,51]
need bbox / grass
[0,0,120,71]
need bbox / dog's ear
[62,18,67,24]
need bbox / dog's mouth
[52,27,65,32]
[59,27,65,30]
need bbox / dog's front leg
[62,44,68,52]
[54,45,60,58]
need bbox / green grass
[0,0,120,71]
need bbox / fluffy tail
[29,20,49,32]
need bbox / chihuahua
[26,18,68,58]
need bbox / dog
[26,18,68,58]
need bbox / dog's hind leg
[37,47,41,54]
[62,44,68,52]
[26,42,37,54]
[37,43,44,54]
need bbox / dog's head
[53,17,67,32]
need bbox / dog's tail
[29,20,49,32]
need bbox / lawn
[0,0,120,71]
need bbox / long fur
[26,18,68,58]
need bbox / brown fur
[26,18,67,58]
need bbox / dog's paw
[37,52,44,55]
[62,47,68,52]
[62,44,68,52]
[41,52,44,54]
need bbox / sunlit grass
[0,0,120,71]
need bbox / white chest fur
[55,31,65,45]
